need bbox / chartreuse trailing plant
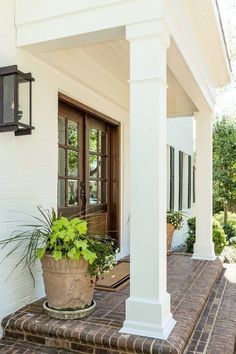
[0,207,118,281]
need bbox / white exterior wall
[167,117,194,248]
[0,0,130,332]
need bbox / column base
[192,242,216,261]
[119,296,176,340]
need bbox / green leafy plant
[213,118,236,217]
[185,217,196,253]
[214,211,236,241]
[0,207,118,280]
[213,219,228,255]
[185,217,227,255]
[167,211,184,230]
[222,223,236,241]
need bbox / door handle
[80,182,86,201]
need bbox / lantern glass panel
[3,74,15,124]
[18,75,30,126]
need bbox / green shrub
[186,218,196,253]
[186,217,227,256]
[222,223,236,241]
[214,212,236,240]
[213,220,227,255]
[214,211,236,224]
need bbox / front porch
[1,254,223,354]
[0,0,232,350]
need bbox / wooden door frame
[58,93,121,245]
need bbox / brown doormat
[95,262,130,292]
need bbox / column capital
[127,19,169,83]
[126,19,170,49]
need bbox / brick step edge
[0,337,73,353]
[184,264,236,354]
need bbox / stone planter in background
[167,223,175,255]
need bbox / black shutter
[170,147,175,211]
[188,155,192,208]
[193,165,196,203]
[179,151,183,211]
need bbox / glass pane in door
[68,120,78,147]
[68,150,78,177]
[88,127,107,206]
[67,180,78,206]
[89,129,98,152]
[89,181,98,205]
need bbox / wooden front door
[58,99,120,242]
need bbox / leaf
[49,233,58,245]
[52,217,69,232]
[67,247,81,260]
[36,247,46,259]
[74,220,87,235]
[81,249,97,265]
[57,230,67,240]
[75,240,88,250]
[52,250,62,261]
[64,230,76,242]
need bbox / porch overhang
[15,0,230,113]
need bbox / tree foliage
[213,117,236,214]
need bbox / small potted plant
[166,211,184,255]
[0,208,118,319]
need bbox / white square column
[192,112,216,260]
[120,20,176,340]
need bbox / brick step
[0,337,72,353]
[184,264,236,354]
[1,293,129,354]
[0,255,224,354]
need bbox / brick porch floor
[184,263,236,354]
[0,255,224,353]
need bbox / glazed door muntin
[58,103,110,234]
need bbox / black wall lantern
[0,65,34,136]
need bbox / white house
[0,0,230,341]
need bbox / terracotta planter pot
[41,254,95,310]
[167,223,175,255]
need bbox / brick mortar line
[170,261,222,354]
[203,272,228,354]
[205,269,236,354]
[183,269,225,354]
[171,260,205,303]
[173,260,211,313]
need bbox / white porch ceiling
[41,39,197,117]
